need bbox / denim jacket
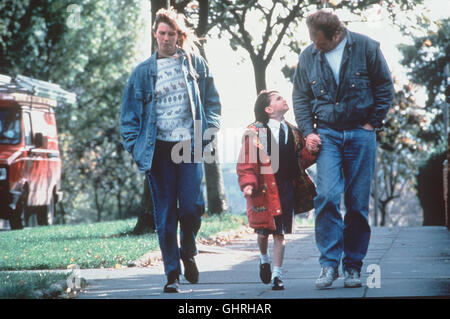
[120,50,221,172]
[292,30,394,137]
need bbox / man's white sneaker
[344,268,362,288]
[315,266,339,289]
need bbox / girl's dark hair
[254,90,278,124]
[306,10,345,40]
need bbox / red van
[0,74,75,230]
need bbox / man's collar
[345,29,354,46]
[311,29,353,56]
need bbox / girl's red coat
[236,121,317,230]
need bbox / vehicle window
[0,109,21,144]
[31,110,51,136]
[23,112,32,145]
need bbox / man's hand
[305,133,321,154]
[362,123,375,131]
[243,185,253,198]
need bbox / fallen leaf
[423,39,432,47]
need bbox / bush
[416,149,447,225]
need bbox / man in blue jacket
[293,10,394,289]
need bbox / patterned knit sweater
[155,56,193,142]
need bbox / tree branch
[265,1,302,63]
[222,0,257,60]
[258,2,276,59]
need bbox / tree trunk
[195,0,228,215]
[117,192,122,219]
[57,201,66,225]
[94,187,101,222]
[204,161,228,214]
[252,58,268,94]
[196,0,209,37]
[133,176,156,234]
[197,45,228,214]
[380,203,387,227]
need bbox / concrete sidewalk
[76,226,450,299]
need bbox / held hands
[243,185,253,198]
[305,133,321,154]
[305,124,373,154]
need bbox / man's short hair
[306,10,345,40]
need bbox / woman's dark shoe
[259,262,272,284]
[163,272,180,293]
[182,257,199,284]
[272,276,284,290]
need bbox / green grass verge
[0,213,247,271]
[0,271,70,299]
[295,213,315,227]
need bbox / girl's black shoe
[259,262,272,284]
[272,277,284,290]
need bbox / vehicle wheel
[37,194,55,226]
[9,192,27,230]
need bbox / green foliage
[0,218,157,270]
[0,0,70,78]
[57,1,145,222]
[366,15,449,225]
[197,213,246,238]
[390,17,450,226]
[1,0,145,222]
[416,149,446,226]
[398,18,449,109]
[0,272,69,299]
[0,213,246,270]
[398,18,450,147]
[372,83,433,225]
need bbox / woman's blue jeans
[314,127,376,273]
[147,140,205,277]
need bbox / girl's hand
[243,185,253,197]
[305,133,321,154]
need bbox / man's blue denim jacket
[120,50,221,172]
[293,30,394,137]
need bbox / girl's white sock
[272,266,283,280]
[260,253,270,264]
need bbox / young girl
[236,90,316,290]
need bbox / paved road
[76,226,450,299]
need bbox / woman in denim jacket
[120,7,221,293]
